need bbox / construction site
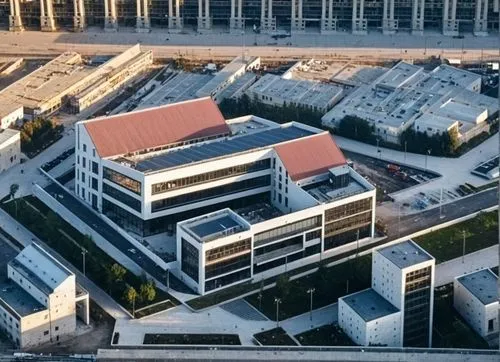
[0,44,152,125]
[1,0,499,36]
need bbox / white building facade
[0,244,89,349]
[0,129,21,173]
[339,240,435,347]
[454,269,499,339]
[75,98,376,295]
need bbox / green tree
[139,280,156,303]
[110,263,127,283]
[9,184,19,218]
[275,274,290,299]
[336,115,375,143]
[124,285,138,316]
[45,211,62,241]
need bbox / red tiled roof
[84,98,229,158]
[274,133,346,181]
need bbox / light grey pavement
[435,245,499,287]
[0,29,498,61]
[281,303,338,337]
[0,207,131,321]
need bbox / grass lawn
[1,196,177,316]
[134,299,177,318]
[143,333,241,345]
[414,211,498,263]
[432,284,490,349]
[254,328,297,346]
[295,324,355,346]
[246,255,371,321]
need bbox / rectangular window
[82,157,86,168]
[103,184,141,212]
[103,167,141,195]
[151,176,270,212]
[81,171,85,183]
[81,187,85,198]
[92,149,96,157]
[83,144,87,152]
[285,197,288,207]
[278,193,282,203]
[91,177,98,191]
[43,331,49,336]
[324,198,372,223]
[92,161,99,174]
[151,159,270,195]
[55,326,59,331]
[205,239,251,263]
[181,239,199,282]
[205,253,251,279]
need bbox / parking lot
[344,150,439,203]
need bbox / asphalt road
[384,187,499,240]
[43,182,191,294]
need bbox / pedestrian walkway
[0,207,131,321]
[435,245,499,286]
[281,303,338,337]
[220,299,269,321]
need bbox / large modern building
[0,128,21,173]
[454,269,499,340]
[322,62,498,144]
[339,240,435,347]
[75,98,376,294]
[0,244,89,349]
[2,0,499,35]
[0,44,152,122]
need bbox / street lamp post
[404,141,407,163]
[439,187,444,219]
[81,249,87,276]
[425,149,431,171]
[307,288,315,321]
[257,293,263,311]
[462,230,466,263]
[274,297,282,327]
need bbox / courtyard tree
[110,263,127,283]
[140,280,156,303]
[124,285,138,317]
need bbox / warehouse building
[75,98,376,294]
[0,44,152,121]
[322,61,497,144]
[339,240,435,347]
[3,0,499,35]
[246,73,344,113]
[0,244,89,349]
[454,269,498,340]
[0,128,21,173]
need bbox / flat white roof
[0,128,20,146]
[456,269,498,306]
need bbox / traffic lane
[386,187,498,239]
[43,182,190,293]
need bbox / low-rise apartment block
[0,244,89,349]
[75,98,376,295]
[454,269,499,339]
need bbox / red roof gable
[275,133,346,181]
[84,98,229,158]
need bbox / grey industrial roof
[341,288,399,322]
[0,281,46,318]
[190,215,241,239]
[133,125,314,173]
[456,269,498,305]
[8,259,55,295]
[377,240,433,269]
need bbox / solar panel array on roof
[134,125,314,172]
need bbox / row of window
[324,225,371,251]
[103,183,142,213]
[254,235,303,257]
[205,254,251,280]
[151,176,271,212]
[151,159,270,195]
[324,198,372,222]
[324,211,372,237]
[205,239,251,263]
[103,167,142,195]
[254,215,322,247]
[205,268,251,292]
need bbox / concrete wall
[0,106,23,129]
[366,312,402,347]
[0,131,21,173]
[338,297,367,345]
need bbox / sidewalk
[435,245,499,286]
[0,207,131,321]
[281,303,338,337]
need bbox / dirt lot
[344,150,438,202]
[0,58,49,90]
[30,300,114,354]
